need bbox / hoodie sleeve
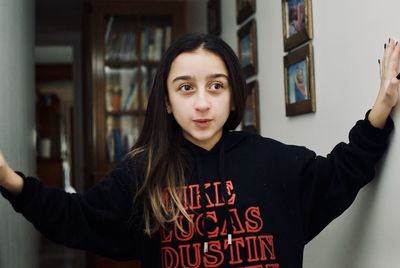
[0,156,143,261]
[299,111,394,244]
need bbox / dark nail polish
[384,43,387,49]
[397,73,400,80]
[389,38,391,43]
[378,59,380,64]
[396,41,398,46]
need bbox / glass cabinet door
[103,15,173,163]
[104,15,140,163]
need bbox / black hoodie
[0,112,394,267]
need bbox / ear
[230,99,236,111]
[165,98,172,114]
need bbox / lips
[193,119,212,128]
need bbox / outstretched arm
[0,152,23,195]
[300,38,397,242]
[369,38,400,128]
[0,154,143,261]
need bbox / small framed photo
[207,0,221,36]
[283,42,315,116]
[242,80,260,133]
[236,0,256,24]
[281,0,313,52]
[237,19,258,78]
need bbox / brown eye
[179,84,192,92]
[210,82,223,91]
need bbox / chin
[186,130,217,143]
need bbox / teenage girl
[0,34,399,267]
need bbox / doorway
[35,42,86,268]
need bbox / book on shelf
[105,32,137,61]
[106,129,115,162]
[112,128,124,161]
[106,117,139,162]
[121,67,138,111]
[122,82,138,111]
[104,16,114,44]
[105,67,138,112]
[164,26,171,51]
[105,16,137,62]
[142,66,158,109]
[140,25,172,62]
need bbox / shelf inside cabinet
[104,60,139,68]
[141,60,160,67]
[106,110,144,116]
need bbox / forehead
[168,49,228,78]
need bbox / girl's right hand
[0,152,10,185]
[0,152,23,194]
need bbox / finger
[382,43,387,74]
[389,40,400,74]
[382,38,392,71]
[393,41,400,73]
[383,38,394,73]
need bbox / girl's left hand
[379,38,400,108]
[369,38,400,128]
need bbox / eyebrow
[171,73,229,83]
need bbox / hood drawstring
[194,153,209,253]
[193,139,233,254]
[218,146,233,247]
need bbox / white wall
[0,0,38,267]
[220,0,400,267]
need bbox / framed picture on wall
[236,0,256,24]
[242,80,260,133]
[283,42,315,116]
[281,0,313,51]
[237,19,258,78]
[207,0,221,36]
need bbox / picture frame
[281,0,313,52]
[242,80,260,133]
[207,0,221,36]
[237,19,258,78]
[283,42,315,116]
[236,0,256,24]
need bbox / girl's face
[167,48,232,150]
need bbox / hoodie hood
[180,129,250,154]
[180,130,250,253]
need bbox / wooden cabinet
[83,1,186,267]
[85,1,186,178]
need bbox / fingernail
[378,59,380,64]
[397,73,400,80]
[384,43,387,49]
[396,41,398,46]
[389,38,391,43]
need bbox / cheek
[169,96,184,112]
[214,97,232,121]
[169,98,190,121]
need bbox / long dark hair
[130,33,247,236]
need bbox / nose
[194,90,210,112]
